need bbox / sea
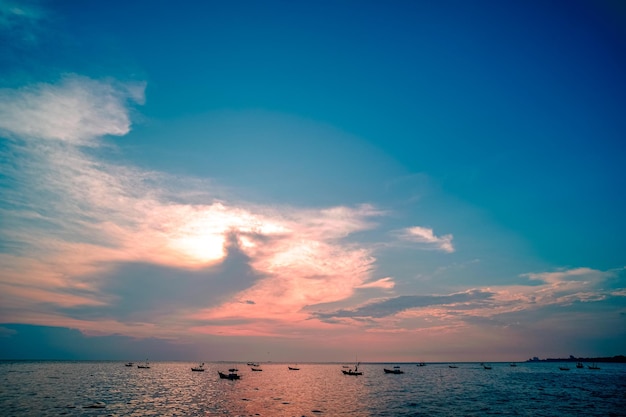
[1,361,625,417]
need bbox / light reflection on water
[1,361,625,416]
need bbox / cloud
[0,75,389,339]
[314,289,494,321]
[0,74,145,145]
[522,267,605,285]
[395,226,454,252]
[0,1,43,27]
[6,74,620,355]
[356,277,395,289]
[188,223,378,331]
[0,323,202,360]
[307,267,626,338]
[0,0,45,44]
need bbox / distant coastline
[526,355,626,363]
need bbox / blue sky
[0,0,625,362]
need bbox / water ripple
[1,361,625,416]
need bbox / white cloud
[522,267,603,284]
[0,74,145,145]
[357,277,395,289]
[396,226,454,252]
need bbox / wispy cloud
[314,289,494,321]
[0,0,45,44]
[357,277,395,290]
[0,75,145,144]
[522,267,604,285]
[394,226,454,252]
[309,267,626,337]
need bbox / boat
[576,362,584,368]
[137,360,150,369]
[417,362,426,366]
[125,362,134,367]
[384,367,404,374]
[288,365,300,370]
[559,366,570,371]
[588,363,600,370]
[191,362,205,372]
[251,367,263,371]
[449,364,458,368]
[509,363,517,367]
[483,364,492,370]
[218,370,240,380]
[342,362,362,376]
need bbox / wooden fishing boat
[342,362,362,375]
[218,370,240,380]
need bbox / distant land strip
[526,355,626,363]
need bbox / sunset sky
[1,0,625,362]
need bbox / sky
[0,0,625,362]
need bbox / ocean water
[1,361,625,416]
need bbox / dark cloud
[0,323,191,360]
[313,290,494,321]
[58,233,266,322]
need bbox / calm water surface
[1,361,625,416]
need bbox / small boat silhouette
[384,367,404,374]
[218,370,240,380]
[342,362,363,375]
[191,362,205,371]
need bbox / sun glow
[169,232,225,264]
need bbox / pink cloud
[0,76,389,337]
